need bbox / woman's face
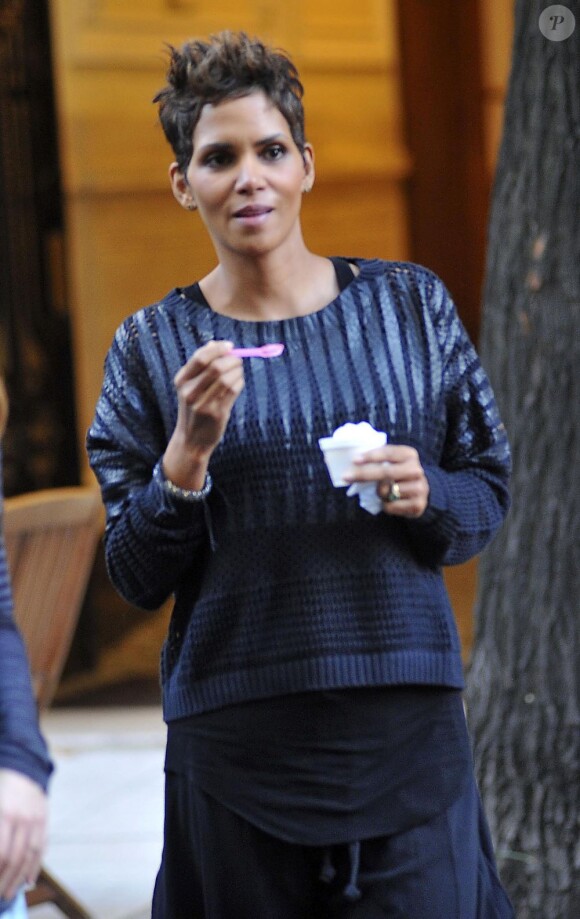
[170,90,314,259]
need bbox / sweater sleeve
[404,272,511,566]
[87,315,211,611]
[0,485,53,791]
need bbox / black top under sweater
[167,685,472,845]
[165,261,472,845]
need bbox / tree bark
[465,2,580,916]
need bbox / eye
[262,143,287,161]
[202,149,234,169]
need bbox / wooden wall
[48,0,411,467]
[479,1,515,176]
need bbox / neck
[201,244,335,321]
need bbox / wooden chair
[3,486,103,919]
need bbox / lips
[233,205,273,218]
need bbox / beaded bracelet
[153,461,213,502]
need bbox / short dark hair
[153,31,306,173]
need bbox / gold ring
[386,482,401,503]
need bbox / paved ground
[30,706,165,919]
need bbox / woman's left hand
[343,445,430,518]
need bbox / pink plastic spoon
[231,343,285,358]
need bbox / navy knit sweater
[0,453,52,913]
[87,259,510,722]
[0,457,52,791]
[0,453,53,912]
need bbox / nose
[234,154,265,194]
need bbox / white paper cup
[318,439,364,486]
[319,427,387,487]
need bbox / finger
[176,350,243,397]
[23,818,45,886]
[0,817,10,864]
[343,459,406,485]
[358,444,418,466]
[0,824,26,901]
[179,362,245,411]
[348,453,425,486]
[24,842,44,887]
[0,823,15,895]
[384,459,425,484]
[377,477,421,503]
[383,498,425,518]
[174,340,237,385]
[378,479,429,518]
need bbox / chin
[229,238,284,258]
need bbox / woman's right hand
[162,340,244,489]
[0,769,47,901]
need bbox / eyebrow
[197,133,287,155]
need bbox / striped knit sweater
[0,457,52,792]
[0,452,53,911]
[87,259,511,722]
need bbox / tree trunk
[465,2,580,916]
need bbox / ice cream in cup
[318,422,387,487]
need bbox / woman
[0,381,52,918]
[87,32,514,918]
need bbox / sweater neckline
[176,257,383,328]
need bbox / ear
[301,143,315,194]
[169,162,197,211]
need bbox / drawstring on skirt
[319,841,362,902]
[343,841,362,902]
[319,847,337,884]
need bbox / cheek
[280,172,305,202]
[197,188,226,217]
